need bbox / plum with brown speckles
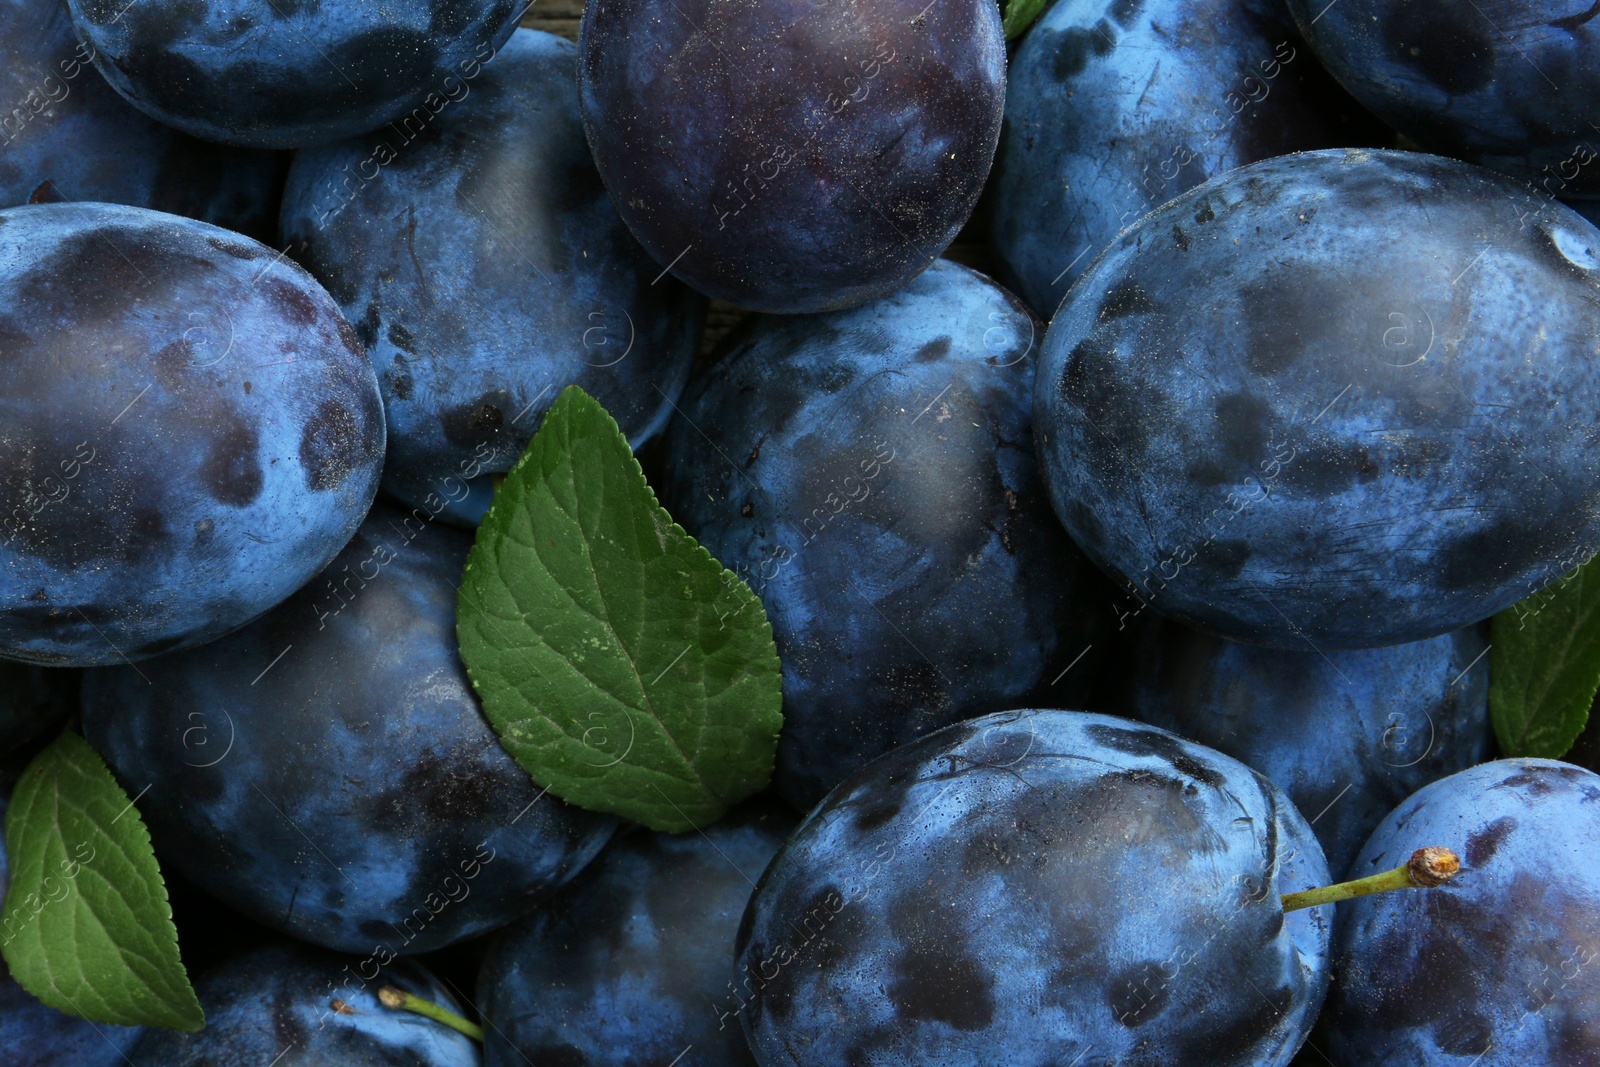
[281,30,703,528]
[736,709,1334,1067]
[1323,759,1600,1065]
[0,202,385,667]
[1035,149,1600,649]
[992,0,1379,315]
[661,262,1114,809]
[82,501,615,955]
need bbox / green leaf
[1,730,203,1031]
[1490,554,1600,758]
[457,385,783,832]
[1003,0,1050,40]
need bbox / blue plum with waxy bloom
[479,803,795,1067]
[282,29,703,529]
[736,709,1333,1067]
[82,501,615,956]
[65,0,523,149]
[662,260,1114,809]
[993,0,1377,316]
[1101,617,1494,876]
[0,0,286,240]
[578,0,1006,313]
[128,944,480,1066]
[0,202,385,667]
[1036,149,1600,650]
[1288,0,1600,200]
[1322,759,1600,1064]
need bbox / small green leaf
[1,730,202,1031]
[457,385,783,832]
[1490,555,1600,758]
[1003,0,1050,40]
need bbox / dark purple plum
[81,501,615,955]
[578,0,1005,313]
[128,944,479,1066]
[1101,617,1494,875]
[65,0,523,149]
[0,0,286,240]
[0,202,384,667]
[662,260,1114,808]
[992,0,1379,317]
[1322,759,1600,1064]
[281,29,703,528]
[1036,149,1600,649]
[736,709,1333,1066]
[479,803,795,1067]
[1288,0,1600,199]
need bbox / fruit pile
[1,0,1597,1065]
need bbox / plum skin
[1287,0,1600,198]
[1322,759,1600,1064]
[479,803,794,1067]
[0,202,385,667]
[993,0,1374,316]
[128,944,479,1066]
[65,0,523,149]
[0,0,285,239]
[81,501,616,956]
[662,260,1114,809]
[1101,618,1494,876]
[281,29,704,529]
[1035,148,1600,650]
[735,709,1332,1067]
[578,0,1005,313]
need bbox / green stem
[1281,846,1460,913]
[377,986,484,1043]
[1286,844,1465,915]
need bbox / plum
[0,202,384,667]
[81,500,615,956]
[661,260,1113,808]
[1101,618,1494,876]
[128,944,479,1066]
[735,709,1333,1066]
[0,664,77,754]
[0,0,286,240]
[281,29,703,529]
[1288,0,1600,200]
[993,0,1376,316]
[577,0,1005,313]
[0,784,146,1066]
[1322,759,1600,1064]
[1035,148,1600,650]
[65,0,522,149]
[479,803,795,1067]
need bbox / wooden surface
[520,0,1002,354]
